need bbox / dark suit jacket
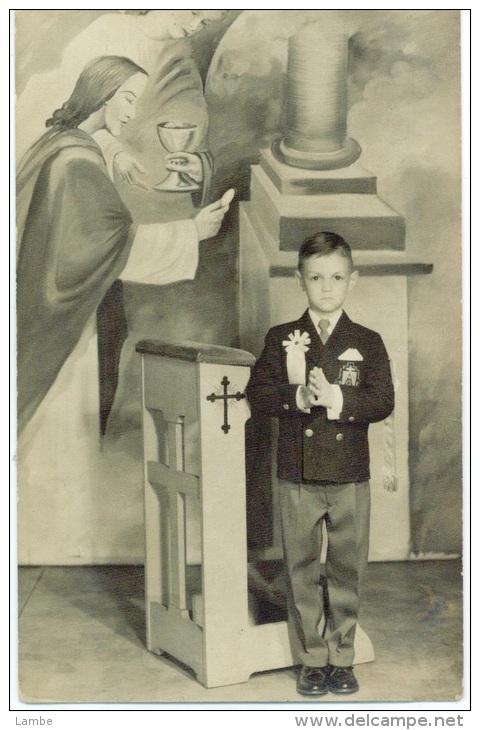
[246,310,395,483]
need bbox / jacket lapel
[289,310,358,374]
[325,312,364,385]
[303,311,357,365]
[323,311,355,356]
[295,310,324,367]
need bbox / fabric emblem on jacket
[335,362,361,387]
[282,330,311,385]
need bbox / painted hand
[193,190,234,241]
[165,152,203,184]
[114,151,148,189]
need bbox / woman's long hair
[17,55,148,223]
[45,55,148,131]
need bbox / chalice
[155,120,201,192]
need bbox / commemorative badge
[335,361,361,387]
[336,348,362,386]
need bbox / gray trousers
[278,479,371,668]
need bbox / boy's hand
[297,385,318,411]
[307,367,335,409]
[114,151,149,189]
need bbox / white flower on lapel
[282,330,311,385]
[282,330,311,354]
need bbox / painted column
[239,14,432,565]
[276,16,360,170]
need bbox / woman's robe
[17,128,198,434]
[16,13,219,563]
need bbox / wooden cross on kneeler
[206,376,246,434]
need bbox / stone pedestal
[239,151,432,562]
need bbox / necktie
[319,319,330,344]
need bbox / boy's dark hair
[298,231,354,272]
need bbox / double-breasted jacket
[246,310,395,483]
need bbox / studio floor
[16,560,463,706]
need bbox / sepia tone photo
[15,9,464,706]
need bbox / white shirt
[308,308,343,339]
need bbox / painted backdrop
[16,9,462,563]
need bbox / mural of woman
[16,9,231,188]
[16,10,240,437]
[17,55,231,434]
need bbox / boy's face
[296,252,358,319]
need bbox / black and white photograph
[12,6,467,716]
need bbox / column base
[274,136,361,170]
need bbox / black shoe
[328,666,359,694]
[296,665,330,696]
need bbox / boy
[246,232,394,696]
